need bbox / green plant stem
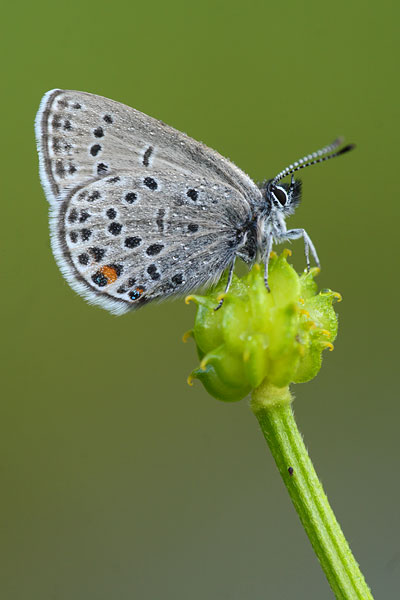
[251,380,373,600]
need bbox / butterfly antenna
[272,139,355,185]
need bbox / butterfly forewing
[36,89,261,207]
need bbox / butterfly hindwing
[52,171,252,314]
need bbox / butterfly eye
[272,185,288,206]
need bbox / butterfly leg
[263,235,274,292]
[214,258,236,311]
[283,228,320,270]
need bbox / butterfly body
[35,89,353,314]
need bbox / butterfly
[35,89,354,315]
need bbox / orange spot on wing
[100,265,118,284]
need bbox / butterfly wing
[35,89,262,208]
[51,171,252,314]
[36,89,262,314]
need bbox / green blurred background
[1,1,398,598]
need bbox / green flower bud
[185,250,341,402]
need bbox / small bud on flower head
[186,250,340,402]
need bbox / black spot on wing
[87,190,101,202]
[147,264,160,280]
[78,253,89,265]
[125,192,137,204]
[143,146,153,166]
[172,273,183,285]
[146,244,164,256]
[81,228,92,241]
[90,144,101,156]
[125,236,141,248]
[143,177,157,190]
[187,189,198,201]
[108,222,122,236]
[106,208,117,219]
[89,247,106,262]
[97,163,108,175]
[92,272,108,287]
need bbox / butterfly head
[260,138,355,217]
[263,178,302,217]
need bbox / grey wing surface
[35,89,263,208]
[52,172,251,315]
